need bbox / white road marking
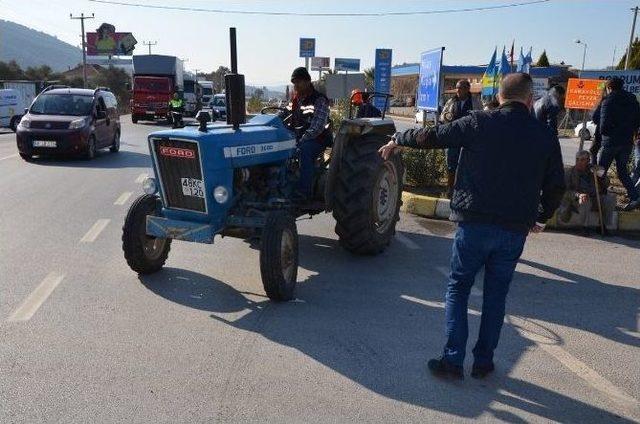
[80,219,110,243]
[7,272,64,322]
[0,153,18,161]
[402,293,639,420]
[135,173,148,183]
[395,233,421,250]
[114,191,133,205]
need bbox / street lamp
[575,39,589,150]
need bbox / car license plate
[33,140,57,148]
[181,178,204,198]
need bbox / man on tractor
[289,66,332,201]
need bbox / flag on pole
[498,47,511,80]
[481,47,498,97]
[523,47,533,73]
[509,40,515,71]
[517,47,526,72]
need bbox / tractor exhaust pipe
[225,27,246,130]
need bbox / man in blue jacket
[379,73,565,380]
[597,77,640,211]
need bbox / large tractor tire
[259,212,298,301]
[332,134,404,255]
[122,194,171,274]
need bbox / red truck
[131,55,184,123]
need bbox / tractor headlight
[214,186,229,203]
[142,177,158,194]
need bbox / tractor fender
[324,123,350,212]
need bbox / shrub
[402,148,447,188]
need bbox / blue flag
[498,47,511,79]
[523,47,533,73]
[481,48,498,96]
[517,47,526,72]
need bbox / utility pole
[143,41,157,55]
[70,12,94,88]
[625,6,639,70]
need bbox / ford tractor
[122,29,404,301]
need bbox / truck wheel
[259,212,298,301]
[132,115,138,124]
[9,115,21,132]
[110,130,120,153]
[332,137,404,255]
[122,194,171,274]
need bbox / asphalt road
[1,118,639,423]
[393,117,591,166]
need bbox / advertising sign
[334,58,360,72]
[311,57,330,71]
[325,74,366,99]
[581,70,640,96]
[532,78,549,100]
[417,47,444,111]
[86,23,136,56]
[565,78,607,110]
[299,38,316,58]
[373,49,392,110]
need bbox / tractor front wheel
[122,194,171,274]
[259,212,298,301]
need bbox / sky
[0,0,635,86]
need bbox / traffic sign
[335,58,360,72]
[373,49,392,110]
[417,47,444,111]
[565,78,606,110]
[299,38,316,58]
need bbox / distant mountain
[0,20,82,72]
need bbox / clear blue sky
[1,0,635,85]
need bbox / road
[393,117,591,166]
[1,118,639,423]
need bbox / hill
[0,20,82,72]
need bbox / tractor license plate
[33,140,57,148]
[181,178,204,198]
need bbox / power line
[87,0,550,17]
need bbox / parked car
[16,86,121,161]
[0,89,27,132]
[574,121,597,140]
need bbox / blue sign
[373,49,392,110]
[299,38,316,58]
[335,58,360,72]
[417,47,444,111]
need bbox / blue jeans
[598,144,639,201]
[297,140,325,196]
[632,142,640,187]
[443,223,526,367]
[446,147,461,172]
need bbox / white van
[0,89,26,132]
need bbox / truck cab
[198,80,214,105]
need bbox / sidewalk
[401,191,640,232]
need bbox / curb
[401,191,640,232]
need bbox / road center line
[7,272,65,322]
[114,191,133,205]
[396,233,421,250]
[135,173,148,183]
[80,219,110,243]
[0,153,18,161]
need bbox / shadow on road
[26,149,150,169]
[138,232,637,422]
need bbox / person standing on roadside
[597,77,640,211]
[533,85,565,136]
[379,73,565,381]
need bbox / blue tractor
[122,29,404,301]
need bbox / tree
[536,50,550,67]
[253,88,264,100]
[364,67,375,91]
[0,60,26,80]
[92,66,132,111]
[617,37,640,69]
[24,65,54,81]
[210,66,231,93]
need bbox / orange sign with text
[565,78,606,110]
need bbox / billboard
[299,38,316,58]
[325,73,366,99]
[417,47,444,111]
[373,48,392,110]
[532,78,549,100]
[565,78,606,110]
[581,70,640,96]
[311,57,330,71]
[86,23,136,56]
[335,58,360,72]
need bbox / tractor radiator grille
[151,138,206,213]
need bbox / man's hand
[378,136,401,160]
[530,222,546,234]
[578,193,589,205]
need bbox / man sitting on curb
[558,151,614,236]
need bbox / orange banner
[565,78,606,110]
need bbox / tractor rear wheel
[122,194,171,274]
[259,212,298,301]
[332,136,403,255]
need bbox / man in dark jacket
[379,73,565,380]
[533,85,565,136]
[441,79,477,198]
[597,77,640,210]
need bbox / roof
[43,88,96,96]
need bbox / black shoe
[471,362,495,379]
[427,357,464,380]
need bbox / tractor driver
[289,66,332,200]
